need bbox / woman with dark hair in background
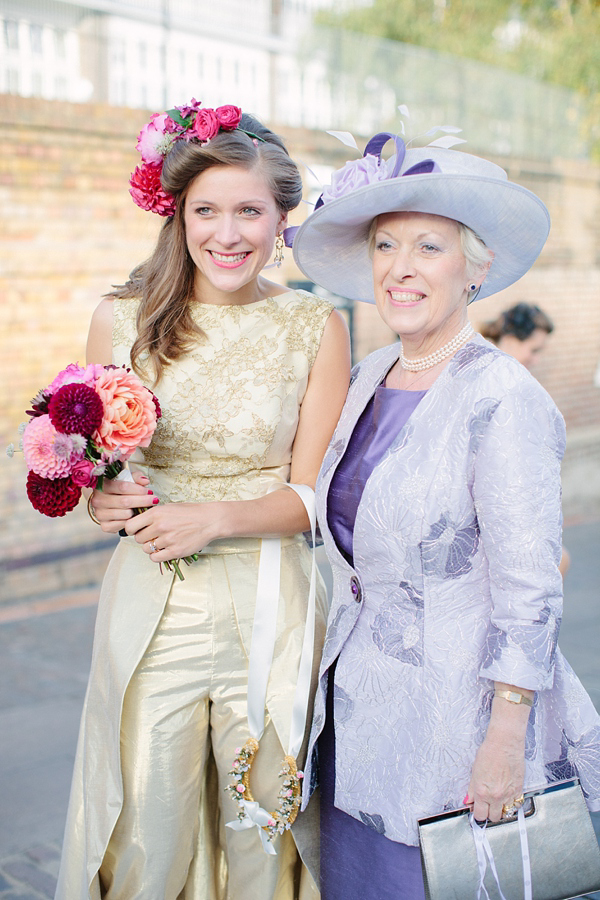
[55,100,350,900]
[481,301,554,370]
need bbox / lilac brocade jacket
[303,335,600,846]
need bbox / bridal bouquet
[16,362,161,516]
[11,362,199,579]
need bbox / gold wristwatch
[494,689,533,708]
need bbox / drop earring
[274,233,285,268]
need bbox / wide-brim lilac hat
[291,133,550,303]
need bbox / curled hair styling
[481,302,554,343]
[109,114,303,383]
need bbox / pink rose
[192,108,220,142]
[215,105,242,131]
[71,458,97,488]
[321,154,391,204]
[136,113,175,164]
[93,368,159,458]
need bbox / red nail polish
[147,490,154,495]
[152,497,160,504]
[463,795,470,805]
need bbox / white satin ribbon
[471,815,509,900]
[517,806,533,900]
[470,808,532,900]
[226,800,278,855]
[225,483,317,851]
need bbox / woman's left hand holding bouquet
[88,471,158,533]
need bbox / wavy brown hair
[109,114,303,383]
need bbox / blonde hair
[109,114,302,383]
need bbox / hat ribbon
[283,132,439,248]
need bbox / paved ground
[0,521,599,898]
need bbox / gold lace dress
[55,290,333,900]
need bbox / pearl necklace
[400,322,474,372]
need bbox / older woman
[291,136,600,899]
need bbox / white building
[0,0,357,127]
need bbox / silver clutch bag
[418,778,600,900]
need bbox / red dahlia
[129,162,177,216]
[26,471,82,518]
[48,382,104,435]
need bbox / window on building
[54,29,66,58]
[112,40,125,65]
[234,61,239,83]
[216,58,222,79]
[139,42,147,67]
[32,71,43,95]
[4,20,19,50]
[30,23,43,54]
[197,53,203,77]
[6,68,19,93]
[55,76,67,98]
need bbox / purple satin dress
[321,385,427,900]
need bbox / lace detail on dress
[112,291,333,503]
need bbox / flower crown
[129,99,263,217]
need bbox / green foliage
[317,0,600,156]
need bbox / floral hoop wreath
[226,737,304,841]
[129,98,265,217]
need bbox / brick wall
[0,96,598,604]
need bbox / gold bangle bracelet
[87,493,102,526]
[494,689,534,708]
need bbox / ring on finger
[501,794,525,818]
[149,541,158,553]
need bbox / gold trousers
[97,539,320,900]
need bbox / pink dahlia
[129,163,176,217]
[48,382,104,436]
[93,368,158,458]
[26,471,81,518]
[22,415,77,478]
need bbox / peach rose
[93,369,158,458]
